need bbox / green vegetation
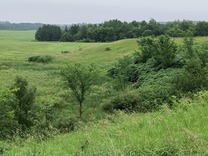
[35,19,208,42]
[60,63,98,119]
[1,31,208,155]
[28,55,53,63]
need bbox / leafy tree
[195,21,208,36]
[137,35,177,69]
[0,86,17,139]
[60,63,97,119]
[175,37,208,92]
[12,76,37,130]
[35,24,62,41]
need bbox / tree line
[0,21,43,30]
[35,19,208,42]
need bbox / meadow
[1,31,208,155]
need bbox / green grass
[0,31,138,123]
[2,91,208,155]
[1,31,208,155]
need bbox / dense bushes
[0,87,17,139]
[106,35,208,113]
[103,91,142,112]
[0,77,37,139]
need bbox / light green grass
[0,31,139,122]
[2,91,208,155]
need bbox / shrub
[137,35,177,69]
[54,117,78,133]
[12,76,37,131]
[103,91,142,112]
[105,47,111,51]
[0,87,18,140]
[61,50,70,54]
[28,55,53,63]
[138,84,175,112]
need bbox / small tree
[60,63,97,119]
[12,76,36,130]
[0,86,18,139]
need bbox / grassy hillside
[1,31,208,155]
[2,92,208,155]
[0,31,138,122]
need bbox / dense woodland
[35,19,208,42]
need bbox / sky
[0,0,208,24]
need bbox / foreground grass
[1,91,208,155]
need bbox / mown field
[1,31,208,155]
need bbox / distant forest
[1,19,208,42]
[35,19,208,42]
[0,21,43,30]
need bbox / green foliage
[103,91,142,112]
[5,93,208,155]
[35,24,62,41]
[0,86,18,139]
[195,21,208,36]
[12,76,37,130]
[54,117,78,133]
[104,47,111,51]
[61,50,70,54]
[175,37,208,93]
[137,35,177,69]
[28,55,53,63]
[60,63,98,119]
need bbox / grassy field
[1,31,208,155]
[0,30,139,122]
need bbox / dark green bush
[28,55,53,63]
[54,117,78,133]
[138,84,175,112]
[0,87,18,140]
[137,35,177,69]
[12,76,37,131]
[103,91,143,112]
[105,47,111,51]
[61,51,70,54]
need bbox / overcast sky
[0,0,208,24]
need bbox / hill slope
[2,92,208,155]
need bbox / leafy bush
[137,35,177,69]
[28,55,53,63]
[0,87,18,139]
[174,39,208,93]
[61,50,70,54]
[54,117,78,133]
[103,91,142,112]
[105,47,111,51]
[12,76,37,131]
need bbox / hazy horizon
[1,0,208,25]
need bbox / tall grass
[2,91,208,155]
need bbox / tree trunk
[79,102,83,119]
